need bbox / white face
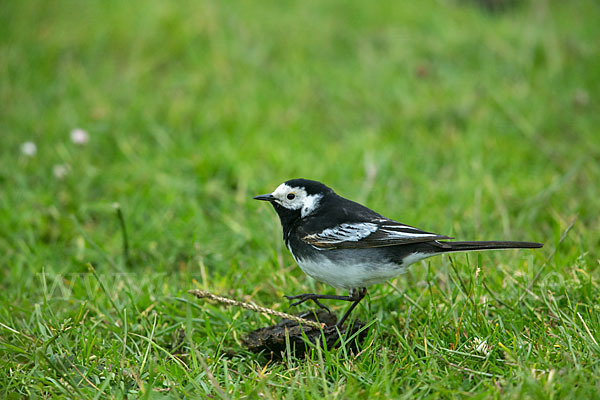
[271,183,322,217]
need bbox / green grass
[1,0,600,398]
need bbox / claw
[312,299,331,312]
[289,299,304,307]
[284,293,331,312]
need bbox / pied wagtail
[254,179,543,327]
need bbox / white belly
[293,252,429,289]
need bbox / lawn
[1,0,599,398]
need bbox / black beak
[253,193,276,201]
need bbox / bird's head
[254,179,333,224]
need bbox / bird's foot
[284,288,368,326]
[284,293,331,312]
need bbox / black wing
[301,218,452,249]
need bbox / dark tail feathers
[437,241,543,252]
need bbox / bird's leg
[336,287,367,327]
[284,292,358,312]
[284,288,368,326]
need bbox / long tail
[437,240,543,252]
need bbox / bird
[254,178,543,327]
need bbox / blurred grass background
[1,0,599,398]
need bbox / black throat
[271,202,302,246]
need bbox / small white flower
[472,337,492,356]
[53,164,71,179]
[70,128,89,145]
[21,141,37,156]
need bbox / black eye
[287,193,296,200]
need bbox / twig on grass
[188,290,324,329]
